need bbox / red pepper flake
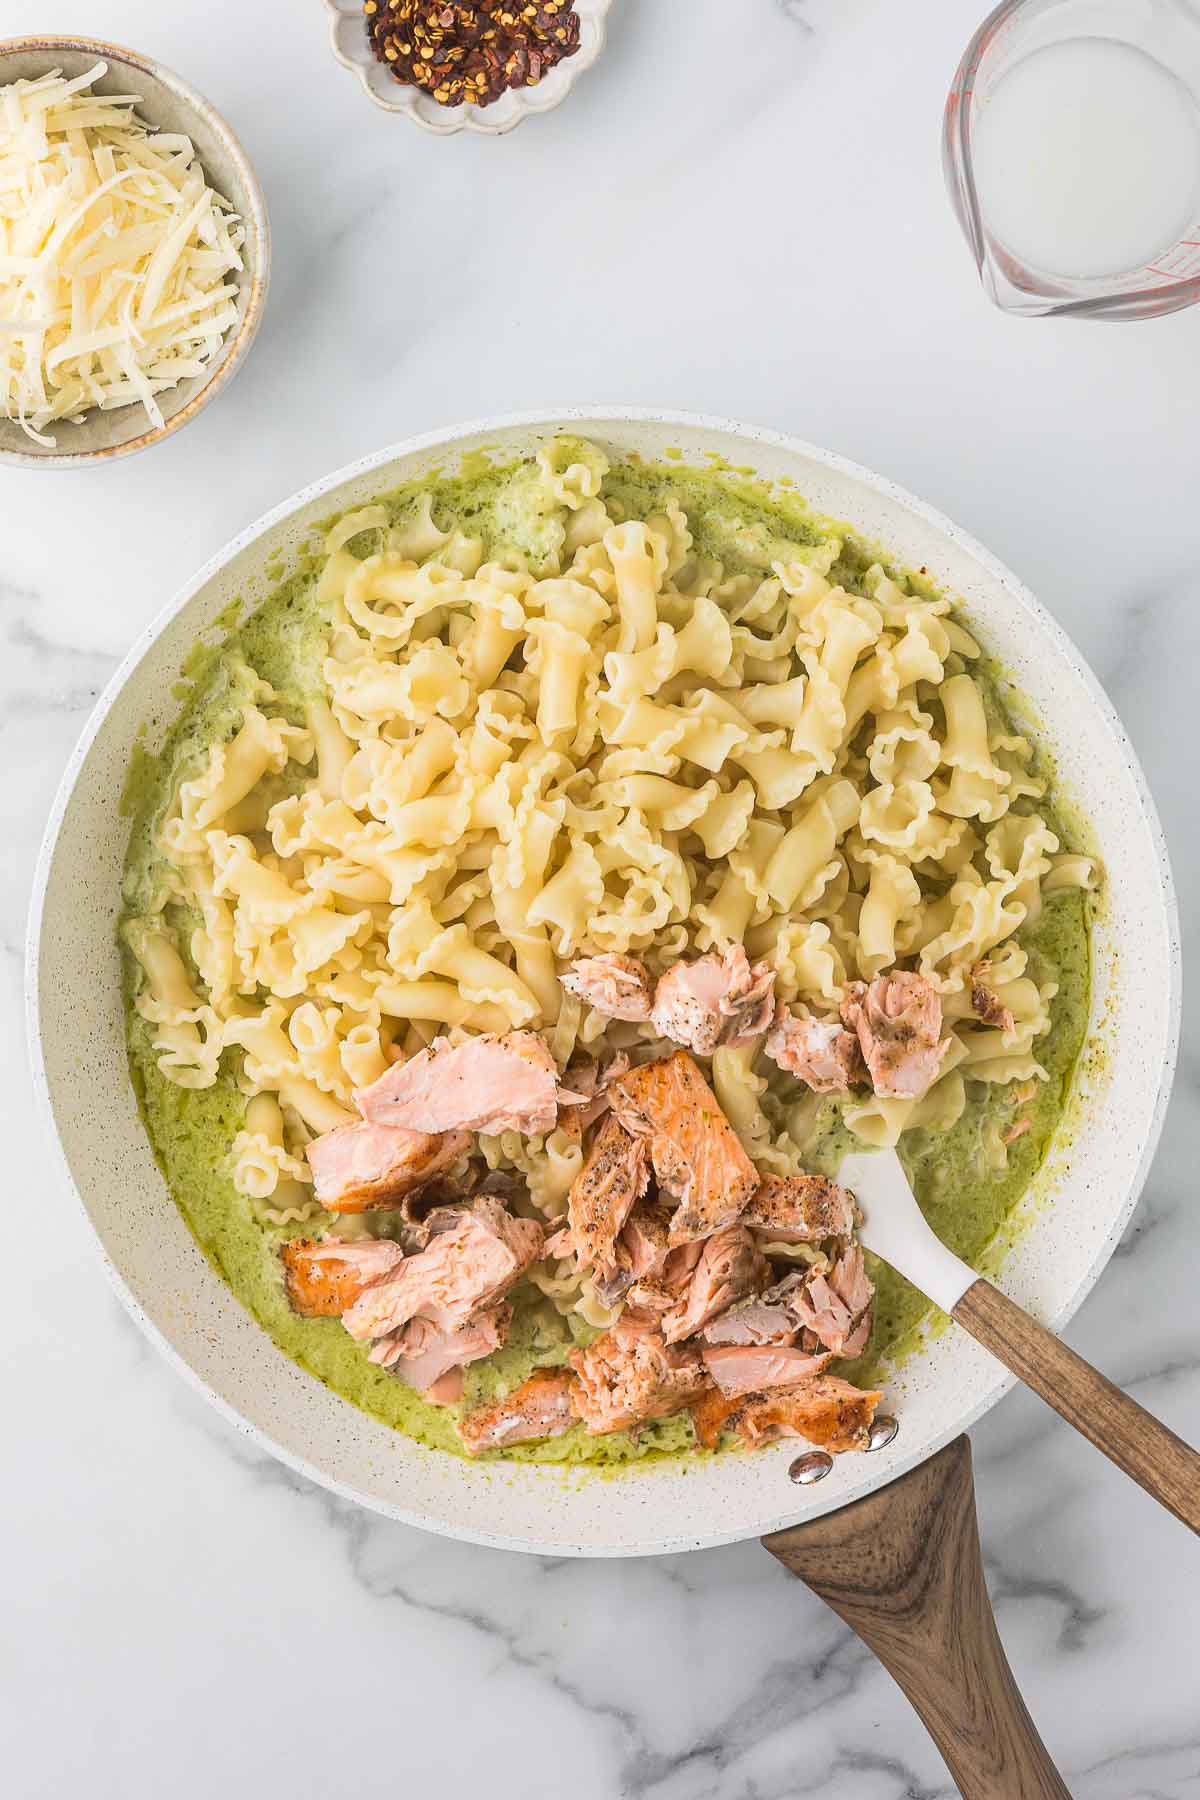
[364,0,581,108]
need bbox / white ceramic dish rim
[26,406,1182,1556]
[0,34,271,470]
[322,0,612,136]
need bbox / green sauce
[121,449,1093,1467]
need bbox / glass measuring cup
[944,0,1200,318]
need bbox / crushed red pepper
[363,0,582,108]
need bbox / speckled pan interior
[26,410,1181,1556]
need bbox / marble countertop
[6,1,1199,1793]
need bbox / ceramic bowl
[323,0,612,135]
[27,409,1181,1556]
[0,37,270,469]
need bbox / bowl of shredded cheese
[0,39,269,467]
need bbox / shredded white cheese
[0,63,246,445]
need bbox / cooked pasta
[120,439,1096,1460]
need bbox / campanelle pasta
[122,438,1098,1333]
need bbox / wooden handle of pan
[953,1277,1200,1535]
[763,1435,1071,1799]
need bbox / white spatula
[839,1148,1200,1534]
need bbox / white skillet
[26,409,1181,1557]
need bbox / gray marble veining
[5,1,1199,1795]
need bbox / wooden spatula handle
[764,1435,1070,1799]
[954,1278,1200,1535]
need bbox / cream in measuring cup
[945,0,1200,319]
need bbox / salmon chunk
[692,1374,882,1452]
[342,1197,543,1344]
[661,1225,769,1344]
[608,1050,759,1245]
[560,954,654,1022]
[570,1325,709,1435]
[370,1303,511,1398]
[734,1376,882,1451]
[280,1236,406,1317]
[650,945,776,1055]
[793,1243,875,1358]
[971,961,1016,1033]
[698,1246,873,1358]
[460,1368,580,1454]
[700,1269,809,1347]
[543,1223,574,1260]
[357,1030,561,1136]
[841,971,949,1100]
[701,1345,833,1399]
[566,1112,650,1274]
[764,1009,865,1093]
[741,1172,855,1245]
[557,1052,632,1138]
[592,1204,673,1307]
[306,1121,471,1213]
[619,1206,673,1277]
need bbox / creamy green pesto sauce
[121,449,1093,1467]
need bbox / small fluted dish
[0,36,269,469]
[323,0,612,135]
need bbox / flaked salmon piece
[834,1243,875,1358]
[609,1310,666,1348]
[971,961,1016,1033]
[841,971,949,1100]
[792,1272,854,1353]
[426,1369,467,1406]
[700,1269,809,1347]
[665,1240,703,1277]
[690,1383,741,1450]
[622,1239,703,1320]
[570,1325,709,1435]
[557,1053,632,1138]
[391,1172,486,1250]
[831,1240,873,1315]
[460,1367,580,1454]
[306,1121,471,1214]
[734,1376,883,1451]
[280,1236,406,1317]
[622,1206,673,1277]
[608,1050,759,1245]
[661,1225,769,1344]
[369,1303,511,1401]
[543,1223,575,1260]
[649,945,777,1055]
[560,954,653,1022]
[691,1374,882,1452]
[793,1243,875,1357]
[566,1112,650,1275]
[701,1345,833,1399]
[741,1172,855,1245]
[342,1196,543,1343]
[764,1009,865,1094]
[620,1281,674,1322]
[592,1204,673,1306]
[403,1161,530,1239]
[840,1313,872,1358]
[357,1030,561,1136]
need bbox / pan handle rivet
[865,1414,899,1453]
[789,1450,834,1484]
